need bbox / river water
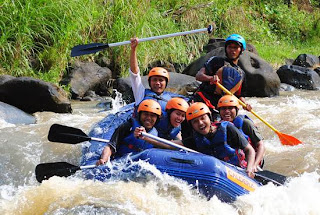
[0,89,319,215]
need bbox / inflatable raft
[80,103,261,202]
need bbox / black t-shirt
[199,56,246,95]
[182,123,249,152]
[109,119,133,151]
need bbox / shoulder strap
[196,91,215,109]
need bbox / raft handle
[170,157,195,164]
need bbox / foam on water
[0,162,237,215]
[1,165,319,215]
[235,171,320,215]
[0,118,16,129]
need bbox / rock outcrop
[0,76,72,113]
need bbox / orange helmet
[166,98,189,112]
[186,102,211,121]
[217,95,241,109]
[137,99,161,116]
[148,67,170,82]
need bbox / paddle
[141,132,287,186]
[215,82,303,146]
[48,123,110,144]
[71,24,214,57]
[35,162,96,183]
[254,168,287,186]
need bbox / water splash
[111,89,127,113]
[234,171,320,214]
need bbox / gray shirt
[242,118,263,147]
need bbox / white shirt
[129,68,145,106]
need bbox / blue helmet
[225,34,246,51]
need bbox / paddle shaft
[71,25,214,57]
[79,164,96,170]
[216,83,281,134]
[109,26,212,47]
[91,137,110,143]
[141,132,199,153]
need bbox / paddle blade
[35,162,80,183]
[48,124,90,144]
[277,132,303,146]
[255,170,287,186]
[71,43,109,57]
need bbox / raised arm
[129,37,145,105]
[130,37,139,74]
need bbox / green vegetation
[1,0,319,85]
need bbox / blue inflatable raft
[81,103,261,202]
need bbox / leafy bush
[1,0,319,84]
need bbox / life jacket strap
[196,91,216,109]
[121,142,143,152]
[230,79,243,95]
[235,149,247,168]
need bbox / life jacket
[216,66,244,97]
[144,89,172,111]
[116,118,158,157]
[193,121,247,168]
[133,89,173,117]
[155,111,181,140]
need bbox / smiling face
[169,109,186,128]
[219,106,237,122]
[139,111,158,130]
[190,113,211,135]
[226,42,242,61]
[149,76,167,95]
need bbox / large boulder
[0,75,15,85]
[238,51,280,97]
[293,54,320,68]
[0,76,72,113]
[113,72,198,103]
[280,83,296,92]
[276,65,320,90]
[67,61,113,99]
[0,101,36,125]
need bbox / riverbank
[1,0,319,86]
